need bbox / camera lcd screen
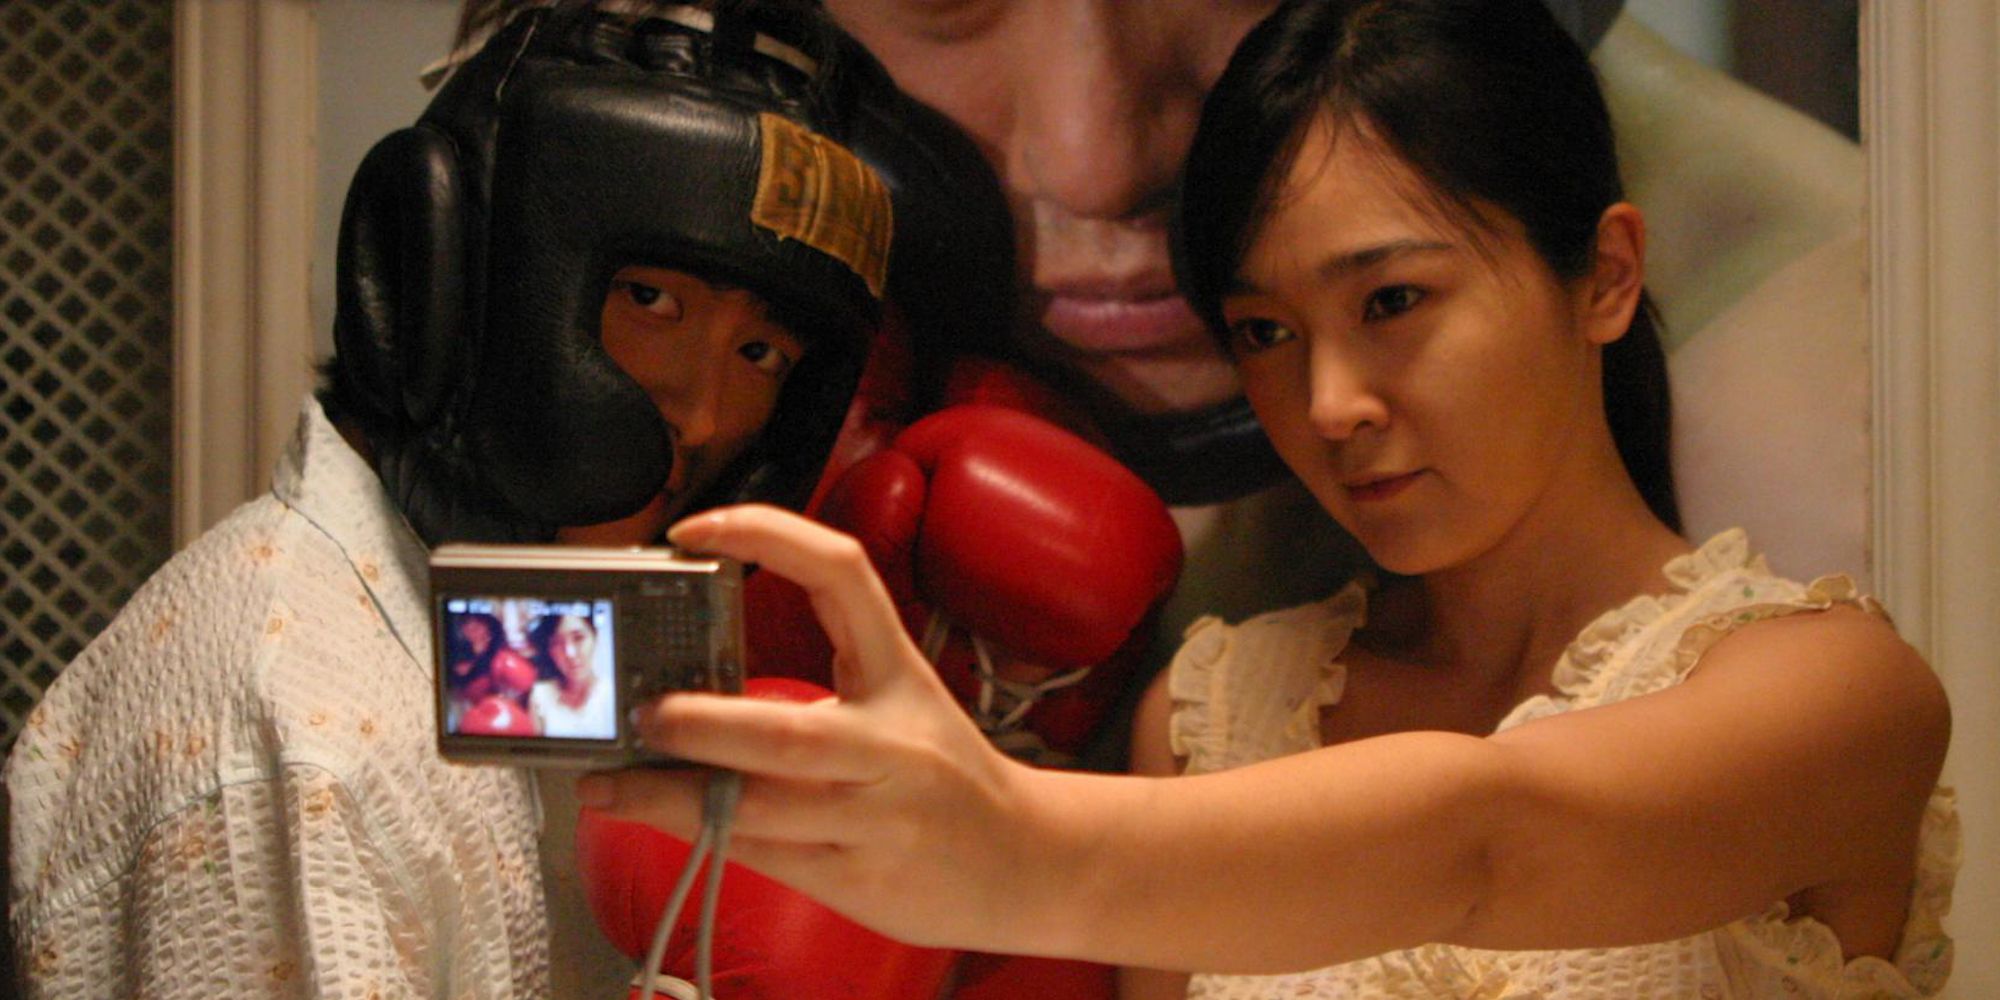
[439,595,619,742]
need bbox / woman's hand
[575,504,1049,951]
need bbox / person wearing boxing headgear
[406,4,1145,997]
[5,4,897,996]
[333,1,892,546]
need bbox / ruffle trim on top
[1552,528,1765,695]
[1168,581,1366,775]
[1723,787,1960,997]
[1167,615,1237,769]
[1504,529,1788,730]
[1667,572,1889,678]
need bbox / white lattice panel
[2,0,174,750]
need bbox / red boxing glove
[449,665,495,706]
[577,678,958,1000]
[742,353,1102,693]
[739,569,837,687]
[820,405,1183,764]
[458,694,536,735]
[488,647,539,695]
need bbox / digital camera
[430,544,744,768]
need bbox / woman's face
[548,614,596,682]
[556,266,807,547]
[1223,117,1623,576]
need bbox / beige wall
[312,0,461,362]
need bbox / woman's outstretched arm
[1118,672,1196,999]
[579,505,1949,974]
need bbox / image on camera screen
[441,596,618,741]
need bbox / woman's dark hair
[1175,0,1678,531]
[445,611,506,689]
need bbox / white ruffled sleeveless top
[1168,530,1959,999]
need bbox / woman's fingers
[575,765,711,839]
[670,504,916,700]
[636,691,891,783]
[727,774,866,844]
[579,759,878,848]
[717,837,848,895]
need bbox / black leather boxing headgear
[334,5,890,543]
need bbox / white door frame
[171,0,316,544]
[1866,3,1999,994]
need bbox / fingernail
[665,509,722,547]
[576,774,612,809]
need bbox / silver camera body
[430,543,744,768]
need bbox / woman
[528,608,618,740]
[580,1,1957,996]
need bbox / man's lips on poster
[1039,281,1209,356]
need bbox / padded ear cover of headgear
[335,126,466,430]
[334,6,546,446]
[331,11,564,543]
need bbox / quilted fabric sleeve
[16,764,438,1000]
